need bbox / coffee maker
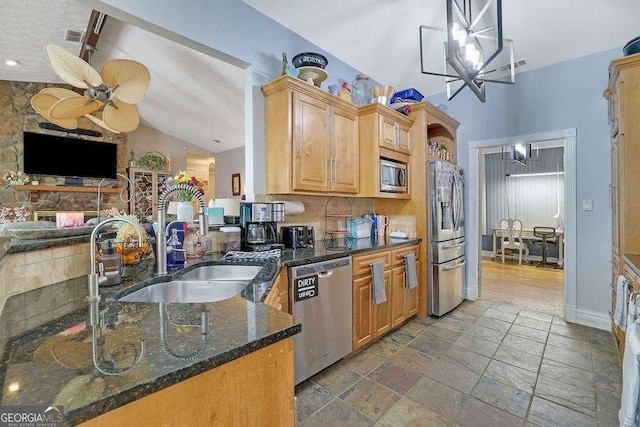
[240,202,285,251]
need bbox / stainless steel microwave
[380,158,408,193]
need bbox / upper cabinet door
[379,115,411,155]
[331,107,359,194]
[397,122,411,154]
[292,92,331,192]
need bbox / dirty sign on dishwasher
[295,274,318,301]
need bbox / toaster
[280,226,315,248]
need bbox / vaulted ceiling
[2,0,638,154]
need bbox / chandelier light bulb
[451,23,467,46]
[465,44,480,64]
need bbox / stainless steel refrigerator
[428,160,466,316]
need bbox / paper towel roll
[215,198,240,216]
[273,200,305,215]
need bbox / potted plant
[3,171,30,185]
[30,175,40,185]
[169,171,206,221]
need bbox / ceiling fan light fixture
[102,99,139,133]
[32,44,150,133]
[31,89,79,129]
[48,97,102,120]
[45,44,102,89]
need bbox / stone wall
[0,80,129,218]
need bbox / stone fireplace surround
[0,79,129,218]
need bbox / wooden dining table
[491,227,564,266]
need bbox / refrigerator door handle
[453,172,463,231]
[443,259,466,271]
[442,242,465,250]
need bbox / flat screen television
[23,131,118,179]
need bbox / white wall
[127,124,215,173]
[428,48,617,319]
[214,146,245,199]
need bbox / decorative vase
[176,201,194,221]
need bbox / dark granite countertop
[0,236,420,425]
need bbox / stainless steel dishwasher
[290,256,352,385]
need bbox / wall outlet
[582,199,593,211]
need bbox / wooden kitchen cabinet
[380,113,412,154]
[357,104,414,199]
[263,76,359,195]
[390,245,420,327]
[264,269,290,313]
[351,243,420,351]
[80,338,295,427]
[605,52,640,353]
[128,167,174,221]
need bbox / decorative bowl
[292,52,328,69]
[297,66,328,86]
[624,36,640,56]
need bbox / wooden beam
[80,10,108,62]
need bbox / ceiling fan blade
[84,113,120,133]
[103,99,139,133]
[30,89,79,129]
[49,96,103,119]
[46,44,102,89]
[101,59,150,104]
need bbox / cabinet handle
[333,158,338,183]
[328,158,333,182]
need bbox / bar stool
[533,226,557,267]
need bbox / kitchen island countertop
[0,236,420,424]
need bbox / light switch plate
[582,199,593,211]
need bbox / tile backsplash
[264,195,375,240]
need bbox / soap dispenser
[167,228,186,268]
[97,241,122,286]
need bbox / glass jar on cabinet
[351,74,372,106]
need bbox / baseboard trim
[574,308,611,331]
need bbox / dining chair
[499,218,529,265]
[533,226,557,267]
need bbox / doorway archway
[467,128,577,320]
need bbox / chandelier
[420,0,515,102]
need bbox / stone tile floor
[295,299,622,426]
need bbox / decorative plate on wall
[137,152,166,170]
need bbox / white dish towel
[620,319,640,427]
[629,293,639,329]
[615,275,629,331]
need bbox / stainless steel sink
[118,280,250,303]
[178,265,263,282]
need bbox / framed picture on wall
[232,173,241,196]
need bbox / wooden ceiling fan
[31,44,150,133]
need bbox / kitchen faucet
[87,217,145,375]
[156,184,207,275]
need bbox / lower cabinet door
[353,276,374,350]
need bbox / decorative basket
[137,151,167,171]
[112,242,152,266]
[338,88,352,102]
